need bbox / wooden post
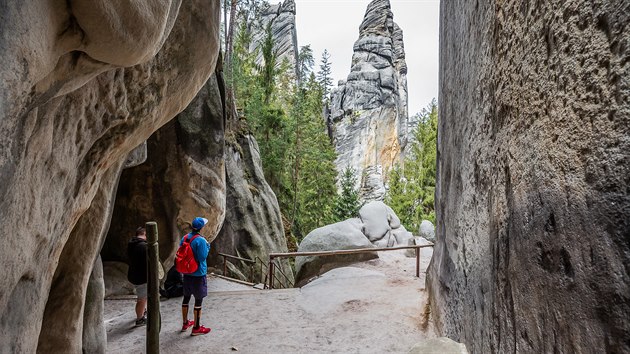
[146,222,160,354]
[268,258,275,289]
[415,247,420,278]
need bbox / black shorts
[183,275,208,299]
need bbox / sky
[269,0,440,115]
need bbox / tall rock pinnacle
[328,0,408,201]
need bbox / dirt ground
[105,245,435,353]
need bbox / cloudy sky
[269,0,440,115]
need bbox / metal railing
[267,244,434,289]
[218,253,256,283]
[217,243,434,290]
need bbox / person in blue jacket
[180,217,211,335]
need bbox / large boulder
[428,0,630,353]
[295,218,377,286]
[359,201,407,246]
[329,0,409,202]
[0,1,221,352]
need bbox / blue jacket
[180,233,209,277]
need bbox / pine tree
[317,49,333,98]
[297,45,315,84]
[333,167,362,221]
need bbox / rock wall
[104,73,226,267]
[329,0,408,202]
[212,132,293,284]
[0,1,221,352]
[428,1,630,353]
[250,0,299,79]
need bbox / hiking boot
[181,320,194,332]
[135,316,147,327]
[191,325,211,336]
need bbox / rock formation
[250,0,299,79]
[103,73,226,267]
[212,132,294,284]
[0,1,221,352]
[329,0,408,201]
[295,201,413,285]
[428,1,630,353]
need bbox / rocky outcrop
[103,73,226,267]
[0,1,221,352]
[212,133,293,283]
[250,0,299,78]
[428,1,630,353]
[329,0,408,201]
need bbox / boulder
[359,201,401,242]
[0,1,221,351]
[103,262,134,298]
[418,220,435,242]
[295,218,377,286]
[428,0,630,353]
[329,0,409,202]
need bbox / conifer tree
[333,167,362,221]
[317,49,333,98]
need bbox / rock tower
[329,0,408,201]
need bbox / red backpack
[175,234,200,274]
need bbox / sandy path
[105,245,435,353]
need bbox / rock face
[251,0,299,78]
[0,1,221,352]
[103,73,226,267]
[212,133,293,283]
[428,1,630,353]
[329,0,408,201]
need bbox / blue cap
[192,217,208,230]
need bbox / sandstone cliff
[427,0,630,352]
[212,132,293,283]
[250,0,299,79]
[0,1,221,352]
[103,73,226,267]
[329,0,409,201]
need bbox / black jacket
[127,236,147,285]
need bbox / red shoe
[191,325,211,336]
[181,320,194,332]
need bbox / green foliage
[386,99,438,232]
[333,167,362,221]
[229,6,338,241]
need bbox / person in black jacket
[127,227,148,326]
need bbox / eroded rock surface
[328,0,408,201]
[428,1,630,353]
[104,73,226,267]
[0,1,221,352]
[212,133,293,284]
